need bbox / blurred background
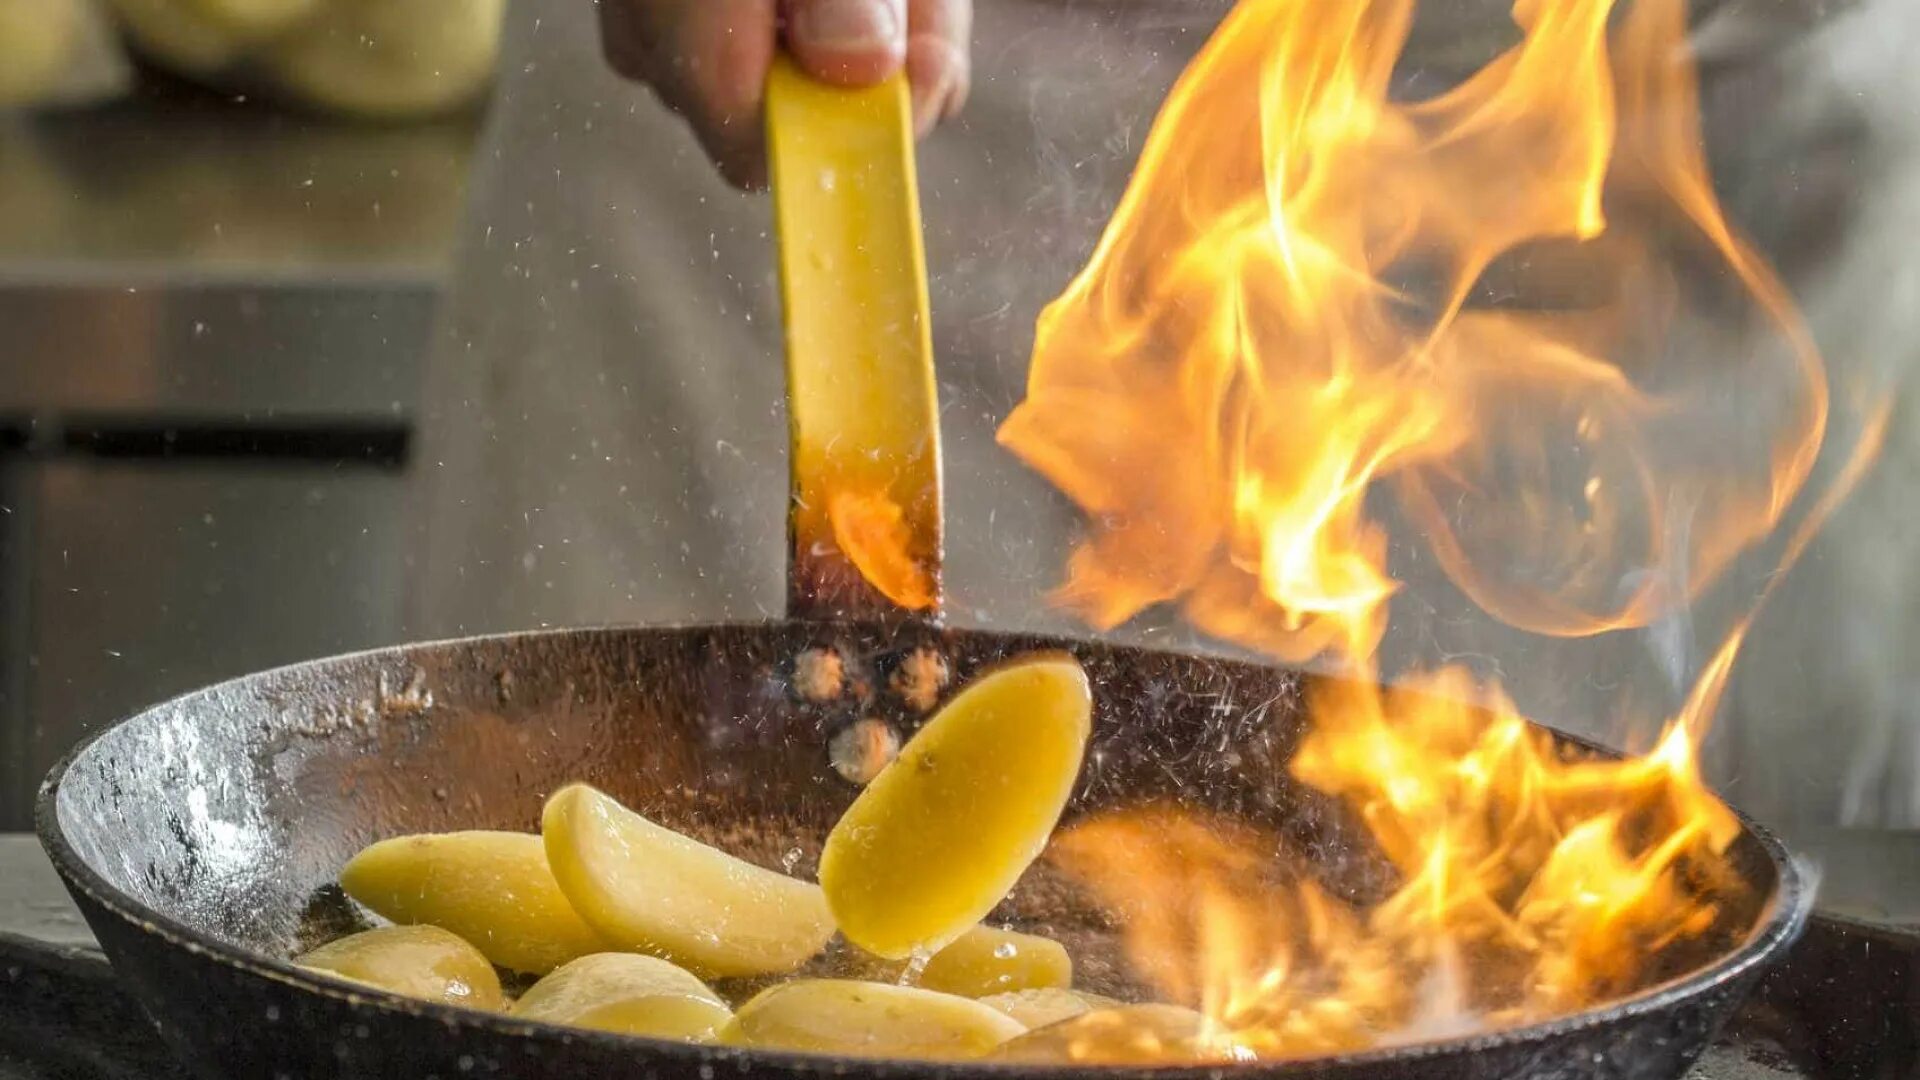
[0,0,1912,924]
[0,0,490,826]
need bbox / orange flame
[1001,0,1882,1061]
[828,490,937,611]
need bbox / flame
[828,490,937,610]
[1000,0,1883,1061]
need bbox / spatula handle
[766,57,945,623]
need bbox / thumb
[783,0,906,86]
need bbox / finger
[675,0,780,187]
[905,0,971,135]
[601,0,778,189]
[597,0,655,82]
[782,0,906,86]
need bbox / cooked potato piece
[296,925,503,1010]
[995,1004,1243,1065]
[918,925,1072,997]
[512,953,732,1042]
[978,988,1120,1030]
[340,831,609,975]
[542,784,836,979]
[820,656,1092,959]
[854,924,1072,996]
[722,980,1026,1059]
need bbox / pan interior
[47,624,1782,1037]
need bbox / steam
[1711,0,1920,832]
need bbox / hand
[600,0,972,188]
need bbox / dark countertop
[1,836,186,1079]
[1,835,98,951]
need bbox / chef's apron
[409,0,1919,831]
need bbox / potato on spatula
[542,784,835,979]
[820,655,1092,959]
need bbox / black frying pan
[36,619,1806,1080]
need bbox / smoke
[1711,0,1920,832]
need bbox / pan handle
[766,57,945,624]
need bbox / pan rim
[35,621,1812,1077]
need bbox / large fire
[999,0,1883,1061]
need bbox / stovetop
[2,840,1914,1080]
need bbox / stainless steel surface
[0,283,435,418]
[1775,827,1920,925]
[0,83,465,831]
[0,461,410,830]
[0,837,93,951]
[0,98,473,281]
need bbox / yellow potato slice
[296,925,502,1010]
[512,953,732,1042]
[978,988,1120,1030]
[722,979,1026,1060]
[542,784,835,979]
[995,1004,1246,1065]
[820,656,1092,959]
[917,925,1072,997]
[854,925,1073,996]
[340,831,609,975]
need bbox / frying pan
[34,623,1809,1080]
[38,48,1808,1080]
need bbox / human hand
[599,0,971,188]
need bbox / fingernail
[793,0,901,53]
[907,38,965,136]
[912,64,953,135]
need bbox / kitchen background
[0,0,1914,923]
[0,0,482,829]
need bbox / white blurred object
[1719,0,1920,831]
[263,0,505,120]
[102,0,503,119]
[103,0,314,73]
[0,0,131,109]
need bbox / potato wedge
[722,979,1026,1060]
[512,953,732,1041]
[979,988,1120,1030]
[296,925,503,1010]
[995,1004,1244,1065]
[918,925,1072,996]
[340,831,609,975]
[542,784,835,979]
[820,656,1092,958]
[854,925,1072,996]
